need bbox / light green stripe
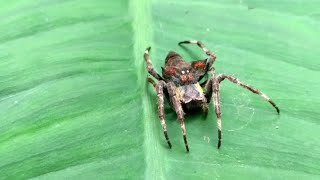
[130,0,166,179]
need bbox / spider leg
[144,47,164,81]
[178,40,216,68]
[167,82,189,152]
[202,99,209,115]
[217,74,280,114]
[147,76,157,88]
[149,80,172,148]
[204,69,222,148]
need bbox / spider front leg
[217,74,280,113]
[204,69,222,149]
[147,78,172,148]
[167,82,189,152]
[144,47,164,81]
[178,40,217,68]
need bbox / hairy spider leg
[167,82,190,152]
[147,76,157,88]
[156,81,172,148]
[144,47,164,81]
[147,78,172,148]
[178,40,217,69]
[204,69,222,148]
[217,74,280,114]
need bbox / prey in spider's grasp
[144,40,280,152]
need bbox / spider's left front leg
[204,68,222,149]
[166,82,189,152]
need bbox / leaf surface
[0,0,319,179]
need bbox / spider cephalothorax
[144,40,279,152]
[162,51,209,85]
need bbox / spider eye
[192,60,206,69]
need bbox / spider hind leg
[217,74,280,114]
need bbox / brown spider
[144,40,280,152]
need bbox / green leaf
[0,0,319,179]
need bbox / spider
[144,40,280,152]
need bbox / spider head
[162,66,187,85]
[162,59,208,85]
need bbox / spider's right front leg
[155,80,172,149]
[144,47,164,81]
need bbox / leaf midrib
[130,0,166,179]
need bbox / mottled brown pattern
[165,51,185,66]
[144,40,280,152]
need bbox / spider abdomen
[176,83,205,106]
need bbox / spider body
[176,83,205,107]
[144,40,280,152]
[162,51,207,111]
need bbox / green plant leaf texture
[0,0,319,179]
